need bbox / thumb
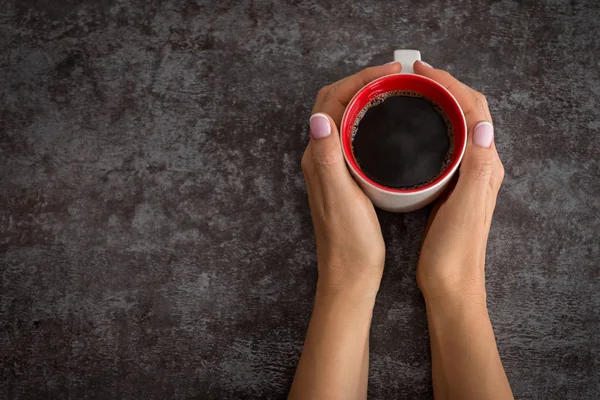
[454,121,503,220]
[459,121,497,188]
[309,113,348,180]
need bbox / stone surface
[1,0,599,399]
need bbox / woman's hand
[290,62,401,400]
[414,62,505,305]
[301,62,402,300]
[413,61,513,400]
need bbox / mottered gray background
[1,0,599,399]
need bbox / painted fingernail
[309,113,331,139]
[473,122,494,148]
[420,61,433,68]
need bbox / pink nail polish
[309,113,331,139]
[473,122,494,148]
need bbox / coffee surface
[352,92,452,189]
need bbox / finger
[431,174,458,215]
[483,146,505,221]
[413,62,502,219]
[454,122,499,226]
[414,61,494,130]
[309,112,348,181]
[308,112,355,209]
[330,63,402,106]
[313,62,402,125]
[423,174,458,240]
[413,61,477,120]
[301,144,322,202]
[413,61,496,184]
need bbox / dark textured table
[1,1,599,399]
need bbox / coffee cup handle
[393,50,421,74]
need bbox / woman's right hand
[414,61,505,305]
[413,61,513,400]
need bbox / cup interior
[341,73,467,194]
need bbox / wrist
[315,279,379,307]
[421,284,487,307]
[313,286,377,322]
[423,287,488,320]
[417,261,486,307]
[316,260,383,304]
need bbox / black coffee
[352,91,454,189]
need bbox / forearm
[425,294,513,400]
[289,291,375,400]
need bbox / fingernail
[473,122,494,148]
[309,113,331,139]
[420,61,433,68]
[385,61,400,66]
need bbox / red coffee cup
[340,50,467,212]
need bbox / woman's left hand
[290,62,403,400]
[302,62,402,300]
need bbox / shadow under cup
[340,73,467,195]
